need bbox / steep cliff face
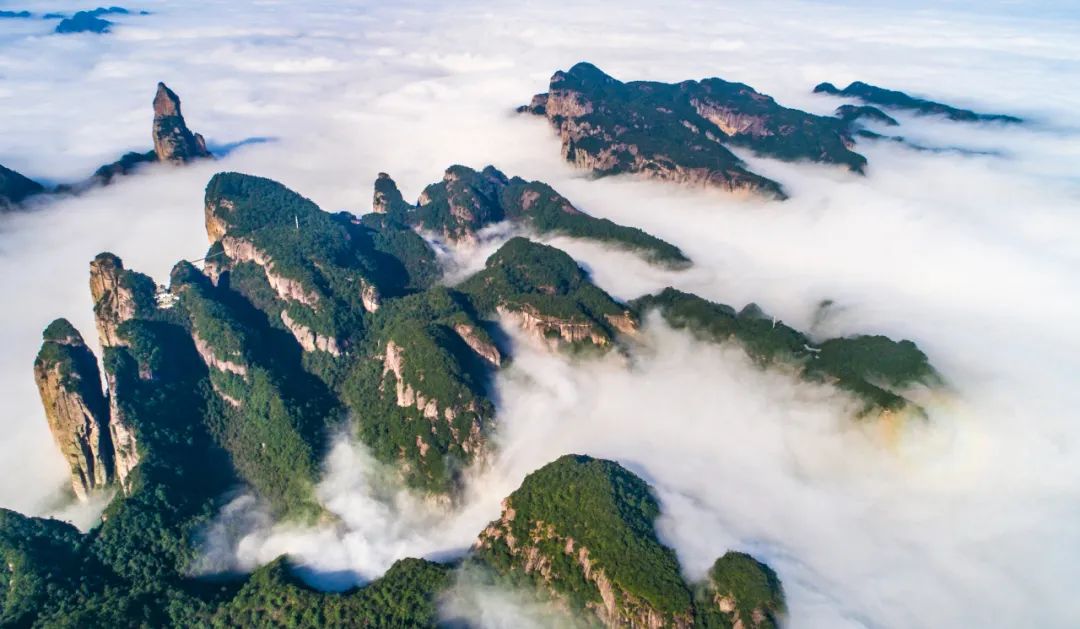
[202,172,391,357]
[521,63,868,198]
[0,163,45,209]
[152,82,212,163]
[89,252,133,350]
[88,254,158,491]
[375,166,689,267]
[474,455,696,628]
[33,319,112,500]
[342,285,499,493]
[169,262,328,516]
[458,237,637,350]
[89,253,151,348]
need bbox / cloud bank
[1,0,1078,626]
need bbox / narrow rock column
[33,319,112,500]
[152,82,211,163]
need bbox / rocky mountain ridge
[472,455,784,628]
[814,80,1023,123]
[15,166,943,626]
[520,62,869,199]
[375,165,690,267]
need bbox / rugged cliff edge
[473,454,784,628]
[33,320,113,500]
[152,82,212,163]
[520,62,869,198]
[458,237,637,350]
[12,168,946,626]
[375,165,690,267]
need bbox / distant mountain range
[519,62,1023,197]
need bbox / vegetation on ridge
[633,287,939,414]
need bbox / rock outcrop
[153,82,212,163]
[521,62,870,198]
[281,309,341,356]
[693,552,786,629]
[87,254,153,491]
[814,81,1022,123]
[375,166,689,268]
[89,253,150,348]
[474,455,698,628]
[0,163,45,209]
[33,319,112,500]
[452,323,502,367]
[1,83,213,209]
[458,237,637,350]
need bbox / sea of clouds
[1,0,1078,626]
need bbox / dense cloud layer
[1,0,1078,626]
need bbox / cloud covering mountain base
[1,0,1078,626]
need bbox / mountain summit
[152,82,212,163]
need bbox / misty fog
[1,0,1078,626]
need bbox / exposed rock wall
[152,82,211,163]
[89,253,138,348]
[281,309,340,356]
[221,236,321,307]
[33,320,112,501]
[453,323,501,367]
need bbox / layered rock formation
[375,165,690,267]
[33,320,112,500]
[814,81,1023,123]
[520,62,869,198]
[0,163,45,209]
[152,82,212,163]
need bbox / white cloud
[1,0,1078,626]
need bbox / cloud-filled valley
[1,0,1079,626]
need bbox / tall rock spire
[33,319,113,500]
[152,82,211,163]
[89,253,140,348]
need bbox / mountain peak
[152,82,212,163]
